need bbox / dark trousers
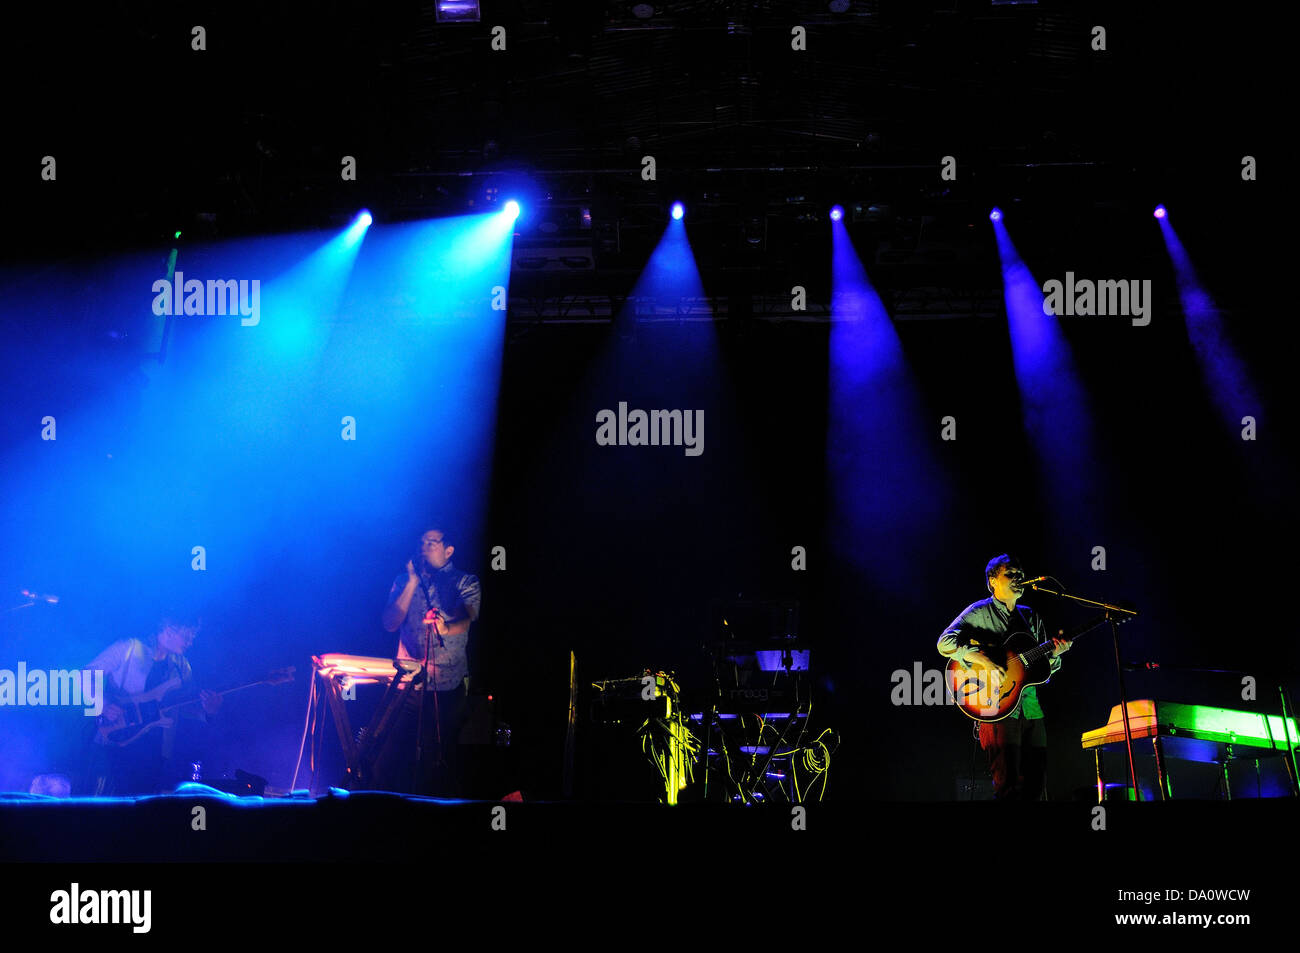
[371,685,467,797]
[81,736,170,796]
[978,714,1048,801]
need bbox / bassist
[937,554,1071,800]
[79,615,221,795]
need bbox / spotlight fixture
[671,202,685,221]
[435,1,480,23]
[829,205,844,222]
[342,209,373,247]
[1153,205,1167,219]
[989,207,1003,222]
[504,200,521,221]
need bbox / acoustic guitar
[945,615,1116,722]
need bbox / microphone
[20,589,60,605]
[423,607,445,648]
[1017,576,1049,587]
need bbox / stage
[2,790,1286,936]
[1,1,1294,940]
[3,787,1294,860]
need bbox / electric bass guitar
[96,667,295,747]
[945,615,1117,722]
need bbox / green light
[174,230,182,239]
[1172,703,1298,744]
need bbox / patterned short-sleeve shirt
[393,561,481,691]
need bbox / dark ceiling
[4,2,1278,317]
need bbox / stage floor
[3,789,1288,938]
[2,786,1294,862]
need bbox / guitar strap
[1007,605,1027,639]
[143,655,176,694]
[143,654,186,756]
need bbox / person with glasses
[80,614,221,795]
[376,526,482,796]
[936,554,1071,800]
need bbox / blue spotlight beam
[598,214,717,405]
[329,209,513,528]
[1157,214,1259,435]
[643,219,698,291]
[0,215,381,624]
[257,211,373,358]
[991,217,1101,540]
[612,216,718,380]
[827,218,949,576]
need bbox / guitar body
[945,631,1054,722]
[96,677,183,746]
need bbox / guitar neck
[1018,614,1111,664]
[158,679,269,714]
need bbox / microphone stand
[414,566,444,797]
[1277,686,1300,797]
[1027,581,1141,801]
[421,609,445,795]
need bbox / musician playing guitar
[936,554,1071,800]
[79,615,221,795]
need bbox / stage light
[830,205,844,222]
[435,1,480,22]
[504,200,521,221]
[989,207,1003,222]
[671,202,685,221]
[342,209,373,248]
[1153,205,1167,219]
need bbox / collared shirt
[83,638,192,699]
[392,561,481,691]
[82,638,195,749]
[937,596,1061,719]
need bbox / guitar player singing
[936,554,1071,800]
